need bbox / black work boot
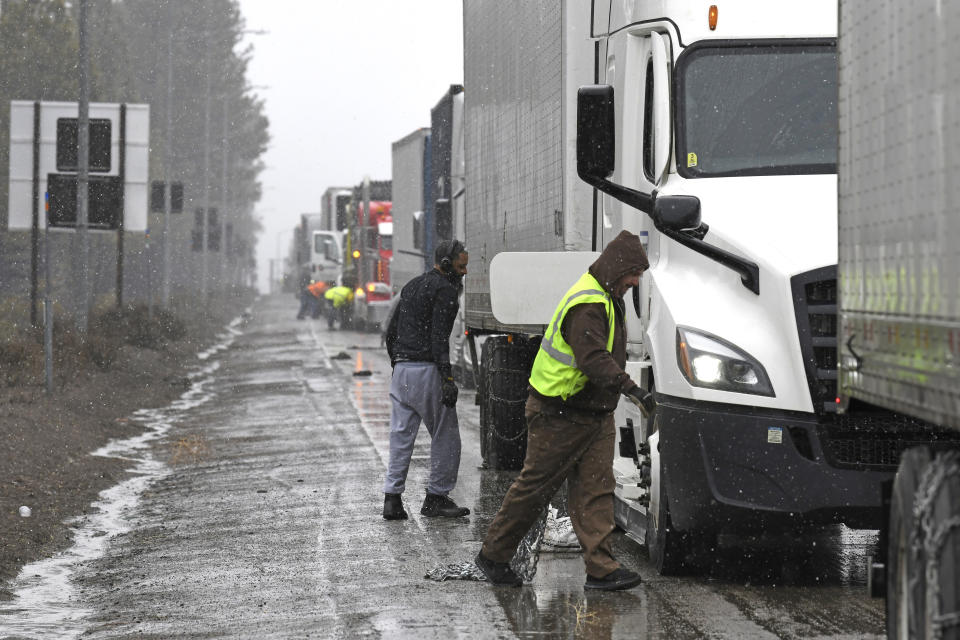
[420,492,470,518]
[474,551,522,586]
[584,567,643,591]
[383,493,408,520]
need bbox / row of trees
[0,0,269,326]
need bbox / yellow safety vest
[324,286,353,309]
[529,272,615,400]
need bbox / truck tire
[645,406,704,575]
[929,452,960,640]
[481,336,537,471]
[889,449,960,640]
[887,447,932,640]
[646,470,701,575]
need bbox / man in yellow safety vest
[475,230,655,590]
[324,282,354,330]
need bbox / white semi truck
[463,0,930,574]
[837,0,960,636]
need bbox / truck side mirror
[653,195,701,231]
[577,85,616,181]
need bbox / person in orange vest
[307,280,330,319]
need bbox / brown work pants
[481,397,619,579]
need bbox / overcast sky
[237,1,464,291]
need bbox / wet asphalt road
[3,294,886,639]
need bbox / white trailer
[837,0,960,635]
[463,0,919,575]
[390,128,431,293]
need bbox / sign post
[7,100,150,325]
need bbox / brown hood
[588,230,649,295]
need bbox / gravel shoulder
[0,296,254,600]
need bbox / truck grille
[824,436,916,468]
[792,267,960,471]
[791,267,838,414]
[820,414,960,470]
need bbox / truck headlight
[676,326,774,396]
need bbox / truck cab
[583,1,904,572]
[310,230,343,283]
[464,0,925,576]
[348,200,393,331]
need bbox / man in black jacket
[382,240,470,520]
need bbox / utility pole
[162,7,173,306]
[200,41,211,302]
[76,0,90,331]
[220,98,229,291]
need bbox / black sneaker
[383,493,408,520]
[584,567,643,591]
[474,551,522,586]
[420,493,470,518]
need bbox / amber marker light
[352,249,361,259]
[709,5,718,30]
[367,283,376,292]
[678,338,693,378]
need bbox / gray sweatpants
[383,361,461,496]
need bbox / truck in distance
[342,179,393,331]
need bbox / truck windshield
[676,43,836,177]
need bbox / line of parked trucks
[295,180,394,330]
[293,1,959,635]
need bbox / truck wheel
[889,449,960,640]
[481,336,537,471]
[928,452,960,640]
[647,479,698,575]
[645,408,702,575]
[887,447,931,640]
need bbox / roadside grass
[0,299,191,387]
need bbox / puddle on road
[0,315,245,639]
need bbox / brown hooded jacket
[529,230,650,416]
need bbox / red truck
[343,179,392,331]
